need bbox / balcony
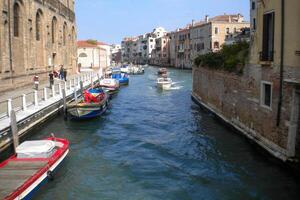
[35,0,76,22]
[259,51,274,65]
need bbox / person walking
[63,68,67,81]
[59,65,64,80]
[33,74,39,90]
[49,71,54,88]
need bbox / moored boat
[157,77,172,90]
[111,69,129,85]
[0,136,69,200]
[98,78,120,95]
[67,88,110,119]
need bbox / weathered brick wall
[192,65,294,156]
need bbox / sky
[75,0,250,45]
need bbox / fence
[0,72,98,120]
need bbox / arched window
[51,17,57,43]
[79,53,87,57]
[63,22,67,46]
[13,3,20,37]
[36,10,42,41]
[214,41,220,49]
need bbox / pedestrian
[33,74,39,90]
[59,65,64,80]
[49,71,54,88]
[63,69,67,81]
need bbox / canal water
[30,66,299,200]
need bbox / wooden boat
[67,88,109,119]
[0,136,69,200]
[157,77,172,90]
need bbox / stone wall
[192,64,299,161]
[0,0,77,93]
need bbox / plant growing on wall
[194,41,249,74]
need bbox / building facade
[150,35,170,66]
[190,14,250,64]
[0,0,77,92]
[192,1,300,161]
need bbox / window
[234,27,237,33]
[63,22,67,46]
[215,27,219,34]
[214,41,219,49]
[253,18,256,30]
[79,53,87,57]
[51,17,57,43]
[226,28,230,34]
[252,1,256,10]
[261,12,275,61]
[261,82,272,108]
[36,11,42,41]
[13,3,20,37]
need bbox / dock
[0,72,100,153]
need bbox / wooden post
[52,85,55,97]
[22,94,27,111]
[69,79,72,90]
[62,89,67,119]
[44,87,48,101]
[80,81,84,97]
[64,81,67,92]
[7,99,12,117]
[10,110,19,153]
[97,73,101,84]
[34,90,38,106]
[74,87,78,103]
[58,83,62,98]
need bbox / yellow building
[248,0,300,159]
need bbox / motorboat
[157,77,172,90]
[98,78,120,95]
[158,68,167,76]
[0,136,69,200]
[67,88,110,119]
[111,68,129,85]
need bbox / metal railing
[0,72,98,120]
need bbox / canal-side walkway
[0,72,100,152]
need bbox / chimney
[205,15,209,23]
[192,19,195,27]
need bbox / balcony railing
[34,0,75,22]
[259,51,274,62]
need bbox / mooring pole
[62,89,67,119]
[80,81,84,97]
[10,110,19,153]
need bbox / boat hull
[0,137,69,200]
[67,96,109,120]
[20,149,69,200]
[157,82,172,90]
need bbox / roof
[77,40,109,48]
[210,14,244,22]
[77,40,98,48]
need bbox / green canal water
[28,66,299,199]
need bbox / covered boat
[67,88,109,119]
[98,78,119,95]
[111,69,129,85]
[157,77,172,90]
[0,136,69,200]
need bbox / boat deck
[0,160,47,199]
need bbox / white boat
[99,78,120,89]
[157,77,172,90]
